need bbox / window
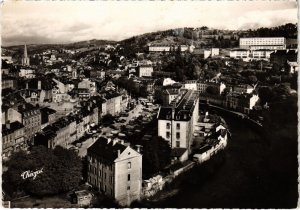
[166,132,170,139]
[166,123,170,129]
[128,162,131,169]
[128,174,131,181]
[127,186,130,190]
[110,176,113,184]
[176,141,180,147]
[176,132,180,139]
[176,123,180,129]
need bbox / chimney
[117,150,120,157]
[171,107,175,119]
[38,80,41,90]
[113,139,118,146]
[136,145,142,153]
[6,121,11,129]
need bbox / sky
[1,0,298,46]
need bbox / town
[1,22,298,208]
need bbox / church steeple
[22,43,30,66]
[24,43,28,58]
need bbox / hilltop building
[239,37,286,50]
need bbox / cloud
[1,1,298,46]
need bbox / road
[77,103,145,157]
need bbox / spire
[24,43,28,58]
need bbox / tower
[22,44,30,66]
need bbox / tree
[248,75,258,84]
[206,85,220,95]
[142,136,171,179]
[258,87,274,104]
[101,114,115,124]
[3,146,82,198]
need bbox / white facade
[249,94,259,110]
[138,65,153,77]
[163,78,176,86]
[240,37,286,50]
[211,48,220,57]
[184,80,198,90]
[19,69,35,78]
[149,46,171,52]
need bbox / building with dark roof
[87,137,142,206]
[17,103,41,144]
[2,121,26,159]
[40,107,57,127]
[158,89,199,153]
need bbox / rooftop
[87,137,127,164]
[2,121,24,136]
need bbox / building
[287,61,299,74]
[87,138,142,206]
[21,44,30,66]
[90,69,105,79]
[148,45,189,52]
[229,49,250,60]
[138,65,153,77]
[17,103,41,144]
[157,89,199,153]
[161,87,181,106]
[24,78,55,103]
[19,68,35,78]
[2,76,17,90]
[2,121,26,159]
[184,80,198,91]
[101,92,122,116]
[78,79,97,95]
[239,37,286,50]
[226,92,259,114]
[40,107,57,128]
[196,81,226,95]
[233,84,255,94]
[230,49,274,61]
[35,116,77,148]
[72,190,93,207]
[193,48,219,59]
[270,49,298,71]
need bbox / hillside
[2,23,297,57]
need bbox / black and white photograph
[1,0,298,208]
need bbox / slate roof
[2,121,24,136]
[87,137,127,164]
[171,148,187,158]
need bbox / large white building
[239,37,286,50]
[138,65,153,77]
[87,138,142,206]
[157,89,199,153]
[229,49,274,61]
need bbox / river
[135,105,298,208]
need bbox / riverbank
[132,102,298,208]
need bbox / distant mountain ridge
[2,23,297,54]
